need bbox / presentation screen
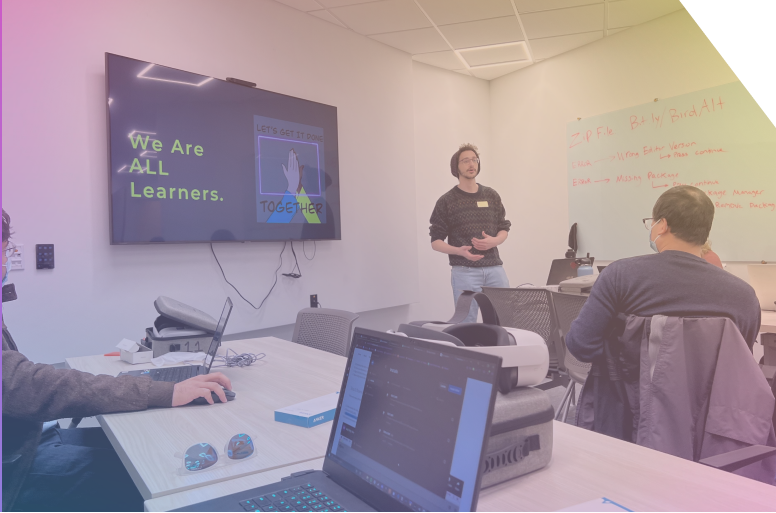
[106,53,341,244]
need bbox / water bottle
[577,264,593,277]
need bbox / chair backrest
[550,292,589,377]
[594,316,776,466]
[481,287,561,369]
[291,308,359,357]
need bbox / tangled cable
[212,348,266,368]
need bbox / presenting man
[2,209,233,512]
[429,144,511,323]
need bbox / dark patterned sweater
[429,184,511,267]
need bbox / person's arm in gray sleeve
[2,349,174,422]
[565,269,620,362]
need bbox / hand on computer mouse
[172,372,232,407]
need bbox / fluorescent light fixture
[128,130,156,138]
[137,64,214,87]
[458,41,531,68]
[108,98,113,105]
[117,165,127,173]
[140,151,158,158]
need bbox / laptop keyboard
[239,483,346,512]
[151,365,200,382]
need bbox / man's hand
[282,149,302,195]
[471,231,499,252]
[172,372,233,407]
[457,245,484,262]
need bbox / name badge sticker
[477,201,489,207]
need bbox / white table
[66,337,347,500]
[762,309,776,334]
[144,421,776,512]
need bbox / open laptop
[748,265,776,312]
[176,328,502,512]
[118,297,233,382]
[547,258,578,286]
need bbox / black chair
[550,292,590,422]
[481,287,563,374]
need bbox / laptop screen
[203,297,233,373]
[325,329,500,512]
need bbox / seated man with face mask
[566,185,761,363]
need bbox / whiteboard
[567,81,776,261]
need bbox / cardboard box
[120,345,153,365]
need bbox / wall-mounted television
[106,53,341,244]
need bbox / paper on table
[116,338,140,353]
[558,497,633,512]
[151,352,207,367]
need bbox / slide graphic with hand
[254,115,326,224]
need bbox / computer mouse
[191,388,236,405]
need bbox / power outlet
[310,294,319,308]
[9,243,23,271]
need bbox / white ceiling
[273,0,684,80]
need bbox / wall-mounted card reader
[36,244,54,269]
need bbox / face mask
[649,221,662,253]
[2,257,11,285]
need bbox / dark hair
[2,209,10,243]
[450,144,480,178]
[651,185,714,245]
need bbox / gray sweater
[566,250,762,363]
[2,322,174,511]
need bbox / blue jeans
[14,426,144,512]
[451,265,510,323]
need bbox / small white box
[120,345,153,364]
[275,392,340,428]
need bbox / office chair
[550,292,591,422]
[291,308,359,357]
[481,287,562,373]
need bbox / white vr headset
[395,291,550,393]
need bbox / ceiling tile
[607,26,630,35]
[514,0,602,14]
[530,30,602,60]
[308,9,348,27]
[370,27,450,54]
[416,0,514,26]
[329,0,431,35]
[273,0,325,11]
[520,3,604,39]
[459,42,530,67]
[439,16,524,50]
[317,0,378,7]
[608,0,683,29]
[469,60,532,80]
[412,50,466,70]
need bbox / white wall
[409,62,492,323]
[2,0,427,363]
[488,9,749,286]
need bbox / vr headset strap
[410,290,501,327]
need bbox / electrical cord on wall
[302,240,316,260]
[210,242,287,310]
[282,242,302,279]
